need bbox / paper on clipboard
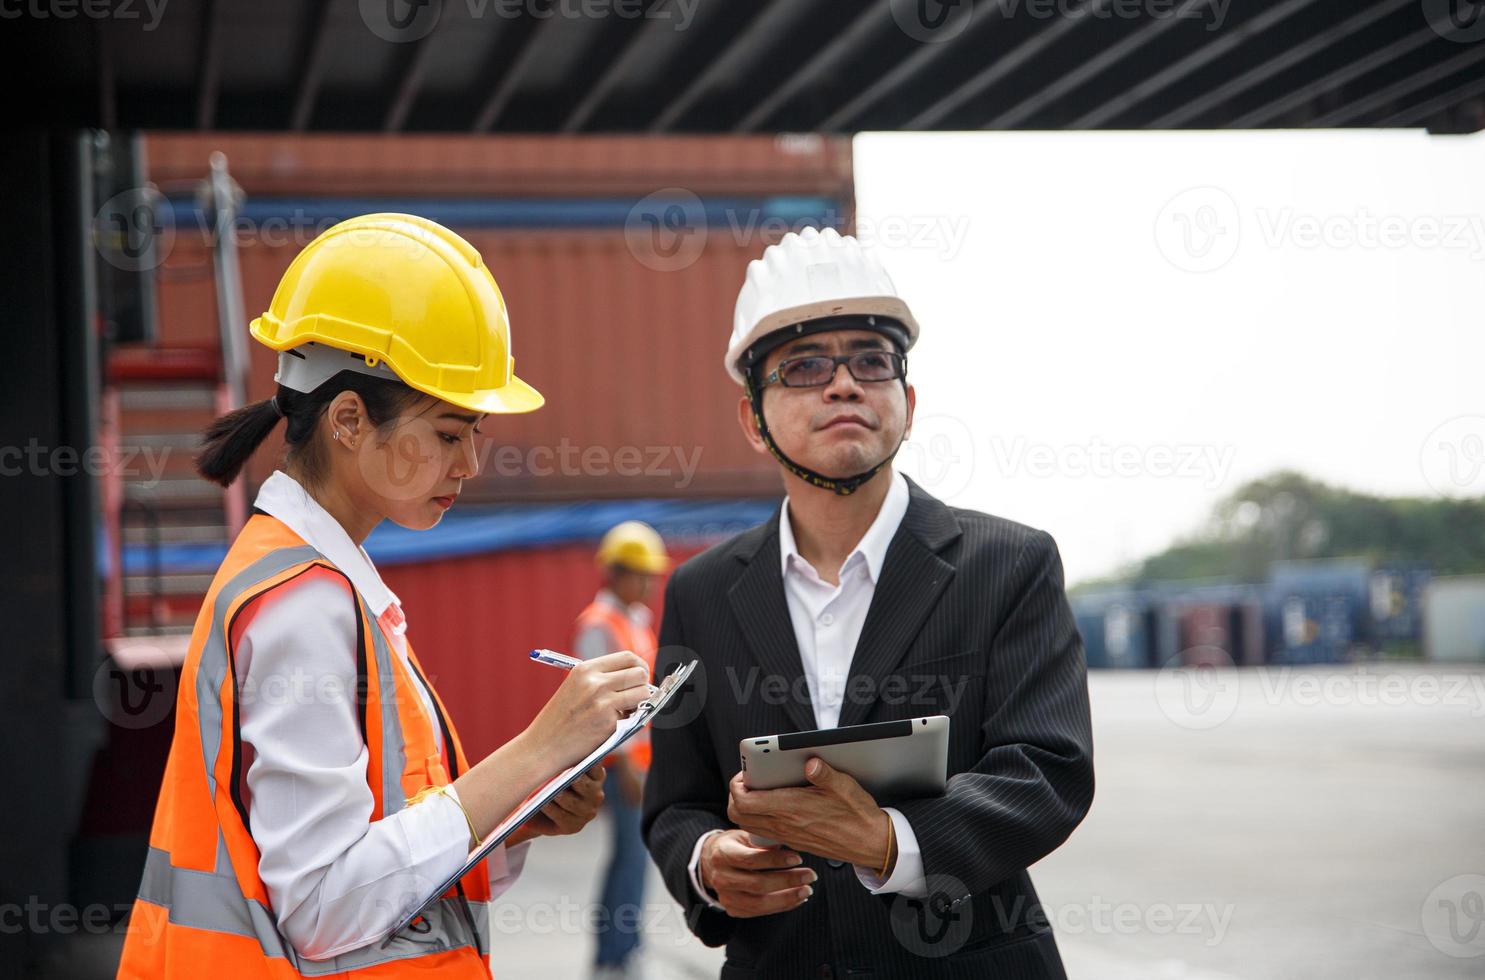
[382,658,699,948]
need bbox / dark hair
[195,371,427,488]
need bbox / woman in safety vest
[117,213,653,978]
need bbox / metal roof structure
[27,0,1485,134]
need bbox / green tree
[1076,471,1485,591]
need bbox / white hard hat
[725,227,919,385]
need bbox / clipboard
[381,658,699,947]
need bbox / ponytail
[195,398,285,487]
[194,371,425,488]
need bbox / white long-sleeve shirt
[238,470,529,960]
[688,469,929,906]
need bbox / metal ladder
[102,153,250,654]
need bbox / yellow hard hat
[596,521,670,575]
[249,213,544,414]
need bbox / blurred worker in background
[118,214,653,978]
[574,520,671,980]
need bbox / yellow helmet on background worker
[250,212,544,414]
[596,521,671,575]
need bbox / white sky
[856,130,1483,587]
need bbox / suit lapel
[836,478,962,728]
[726,514,819,733]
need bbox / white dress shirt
[688,469,929,906]
[238,470,529,960]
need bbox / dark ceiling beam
[648,0,786,133]
[94,19,116,131]
[290,0,337,131]
[987,0,1208,129]
[906,0,1106,129]
[1308,43,1485,127]
[732,4,884,132]
[472,16,553,131]
[1228,27,1440,127]
[195,0,224,129]
[1377,73,1485,126]
[812,4,1006,132]
[561,0,668,133]
[1070,0,1324,128]
[1148,0,1407,127]
[382,33,442,131]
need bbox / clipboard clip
[639,659,696,714]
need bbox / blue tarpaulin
[122,497,777,576]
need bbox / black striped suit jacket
[641,476,1095,979]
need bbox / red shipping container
[381,539,718,759]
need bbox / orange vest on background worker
[578,521,669,772]
[117,515,493,979]
[574,601,658,771]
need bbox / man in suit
[642,227,1095,979]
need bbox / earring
[334,430,341,440]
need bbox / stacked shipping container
[1070,557,1448,669]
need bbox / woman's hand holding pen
[524,651,653,770]
[451,651,650,843]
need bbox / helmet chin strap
[744,374,904,497]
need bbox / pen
[529,648,659,699]
[529,648,583,669]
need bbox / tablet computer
[739,715,949,801]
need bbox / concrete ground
[47,664,1485,979]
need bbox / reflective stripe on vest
[135,844,491,976]
[120,520,492,978]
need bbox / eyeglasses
[757,351,906,389]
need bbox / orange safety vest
[573,600,657,771]
[118,514,494,979]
